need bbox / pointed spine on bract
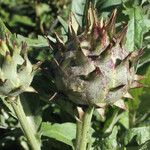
[113,99,126,110]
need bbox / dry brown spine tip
[123,92,133,99]
[105,9,117,34]
[13,41,17,48]
[75,116,82,123]
[32,61,42,74]
[116,25,128,44]
[131,81,144,88]
[96,103,107,108]
[54,32,64,45]
[68,23,76,38]
[49,92,57,101]
[76,106,84,121]
[134,75,145,81]
[25,87,37,93]
[6,51,10,55]
[100,17,104,28]
[113,99,126,110]
[96,108,105,119]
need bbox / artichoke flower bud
[50,7,144,109]
[0,36,36,98]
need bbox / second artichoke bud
[0,36,36,98]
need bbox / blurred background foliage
[0,0,150,150]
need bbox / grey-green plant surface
[0,0,149,150]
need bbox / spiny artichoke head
[51,7,143,108]
[0,36,36,98]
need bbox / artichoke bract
[50,7,143,108]
[0,36,35,98]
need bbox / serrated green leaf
[101,126,119,150]
[71,0,88,27]
[132,65,150,111]
[11,15,35,26]
[16,35,49,48]
[137,67,150,114]
[57,16,68,42]
[124,6,149,51]
[41,122,76,148]
[19,94,42,145]
[0,18,11,39]
[98,0,122,9]
[36,3,49,16]
[138,48,150,69]
[103,109,119,133]
[58,16,68,33]
[141,0,150,5]
[126,63,150,134]
[139,140,150,150]
[124,126,150,145]
[118,110,129,129]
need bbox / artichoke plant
[0,36,35,99]
[49,7,144,150]
[50,7,143,109]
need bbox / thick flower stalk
[0,36,41,150]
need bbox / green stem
[75,119,83,150]
[76,106,94,150]
[10,96,41,150]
